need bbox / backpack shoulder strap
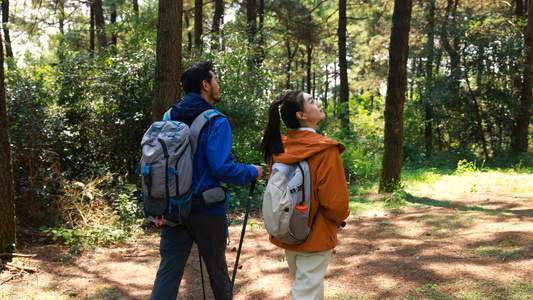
[189,109,225,155]
[162,108,173,121]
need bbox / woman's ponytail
[260,90,305,163]
[259,100,284,163]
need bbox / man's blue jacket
[170,92,258,215]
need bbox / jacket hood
[273,130,345,164]
[171,92,213,125]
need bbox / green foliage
[38,177,144,247]
[455,159,486,174]
[321,95,384,188]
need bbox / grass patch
[403,277,533,299]
[423,214,476,238]
[349,168,533,219]
[473,245,521,260]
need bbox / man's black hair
[181,61,214,95]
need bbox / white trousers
[284,249,333,300]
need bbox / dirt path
[2,188,533,299]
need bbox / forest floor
[2,172,533,299]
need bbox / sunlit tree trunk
[1,0,13,60]
[152,0,183,121]
[513,0,533,151]
[338,0,349,132]
[57,0,66,35]
[0,30,16,255]
[379,0,412,192]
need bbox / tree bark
[1,0,13,59]
[133,0,139,15]
[110,4,118,46]
[57,0,65,35]
[513,0,533,151]
[211,0,224,50]
[285,40,299,89]
[185,12,192,54]
[194,0,203,49]
[0,30,17,255]
[306,45,312,94]
[92,0,108,51]
[338,0,349,131]
[258,0,265,62]
[152,0,183,121]
[90,4,95,53]
[247,0,257,43]
[424,0,436,156]
[379,0,412,192]
[247,0,257,65]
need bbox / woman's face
[299,92,325,128]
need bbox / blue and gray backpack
[136,108,223,227]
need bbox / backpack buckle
[290,185,303,194]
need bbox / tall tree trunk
[338,0,349,131]
[185,12,193,54]
[110,4,118,46]
[324,70,329,110]
[211,0,224,50]
[306,45,312,94]
[424,0,436,156]
[247,0,257,64]
[133,0,139,15]
[194,0,203,49]
[58,0,65,35]
[379,0,412,193]
[0,30,17,255]
[513,0,533,151]
[312,71,316,99]
[1,0,13,59]
[513,0,524,90]
[152,0,183,121]
[92,0,108,51]
[90,5,95,53]
[1,0,13,60]
[285,40,299,89]
[258,0,265,63]
[442,0,461,93]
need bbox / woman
[260,90,350,300]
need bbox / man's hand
[254,165,263,180]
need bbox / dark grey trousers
[150,212,229,300]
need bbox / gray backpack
[137,109,223,227]
[262,160,312,245]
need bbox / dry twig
[0,253,37,258]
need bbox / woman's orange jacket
[268,130,350,251]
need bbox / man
[150,61,263,300]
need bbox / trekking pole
[228,176,258,300]
[199,252,206,300]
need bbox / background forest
[2,0,533,246]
